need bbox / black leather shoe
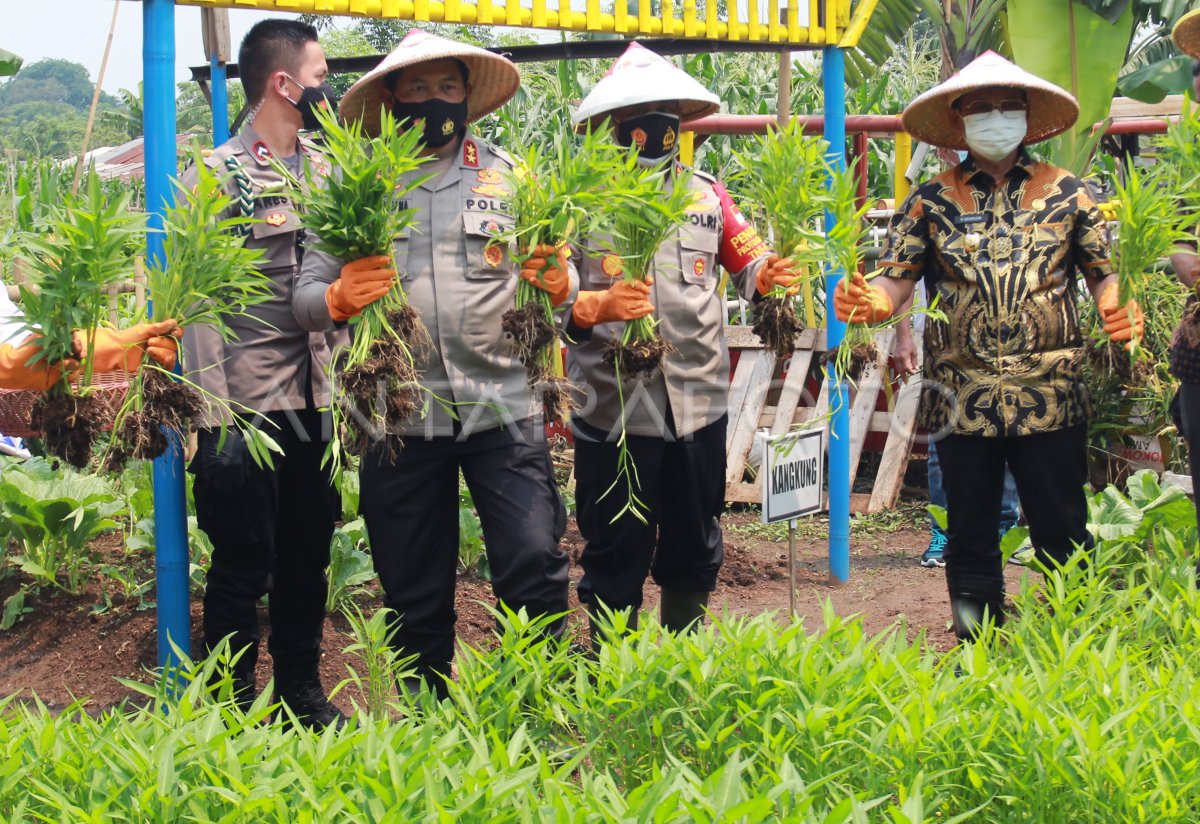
[277,679,348,731]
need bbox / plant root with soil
[33,393,103,469]
[106,370,205,471]
[338,306,425,462]
[502,302,557,371]
[752,295,804,360]
[602,336,673,380]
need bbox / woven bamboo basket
[0,373,131,439]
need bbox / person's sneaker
[1008,538,1035,566]
[921,527,948,568]
[277,679,348,731]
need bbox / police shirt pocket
[679,226,719,287]
[463,213,514,279]
[250,205,300,268]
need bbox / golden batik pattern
[880,152,1114,437]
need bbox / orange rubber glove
[326,255,395,322]
[756,255,803,296]
[520,243,571,307]
[0,339,67,391]
[572,279,655,329]
[77,319,182,373]
[833,272,893,324]
[1098,282,1145,346]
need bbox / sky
[3,1,297,95]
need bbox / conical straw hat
[1173,9,1200,60]
[901,51,1079,151]
[572,42,719,129]
[340,28,520,138]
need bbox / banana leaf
[0,48,21,77]
[1118,55,1193,103]
[1006,0,1134,174]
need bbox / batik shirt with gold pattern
[880,151,1114,437]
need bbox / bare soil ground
[0,501,1032,712]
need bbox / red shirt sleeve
[713,181,769,272]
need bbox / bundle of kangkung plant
[105,152,275,471]
[281,105,431,468]
[595,152,694,524]
[827,160,883,385]
[602,153,694,378]
[731,120,829,358]
[1100,158,1187,383]
[498,124,629,422]
[17,172,142,468]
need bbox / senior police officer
[295,30,572,697]
[833,52,1143,641]
[566,44,801,641]
[182,19,345,728]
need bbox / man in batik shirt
[834,52,1143,640]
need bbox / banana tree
[1117,0,1196,103]
[848,0,1007,84]
[1006,0,1136,173]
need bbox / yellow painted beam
[175,0,879,46]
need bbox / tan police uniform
[182,124,342,695]
[568,166,771,619]
[294,133,573,683]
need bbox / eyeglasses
[958,99,1028,119]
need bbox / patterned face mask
[962,110,1027,163]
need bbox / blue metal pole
[823,45,850,584]
[145,0,190,673]
[210,56,229,146]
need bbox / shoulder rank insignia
[463,139,479,168]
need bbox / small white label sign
[761,428,824,524]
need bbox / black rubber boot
[949,591,1005,642]
[275,661,348,731]
[659,589,710,633]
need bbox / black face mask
[392,98,469,148]
[287,80,337,131]
[617,112,681,160]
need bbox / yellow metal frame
[180,0,855,47]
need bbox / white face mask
[962,109,1027,163]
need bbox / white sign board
[760,428,824,524]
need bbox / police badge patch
[483,244,505,268]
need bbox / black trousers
[935,423,1095,617]
[573,415,727,613]
[359,418,569,679]
[194,409,338,680]
[1175,382,1200,528]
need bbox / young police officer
[567,44,801,641]
[183,19,345,728]
[295,30,572,697]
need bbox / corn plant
[497,124,629,422]
[16,172,142,468]
[106,150,276,472]
[730,120,830,356]
[281,104,431,475]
